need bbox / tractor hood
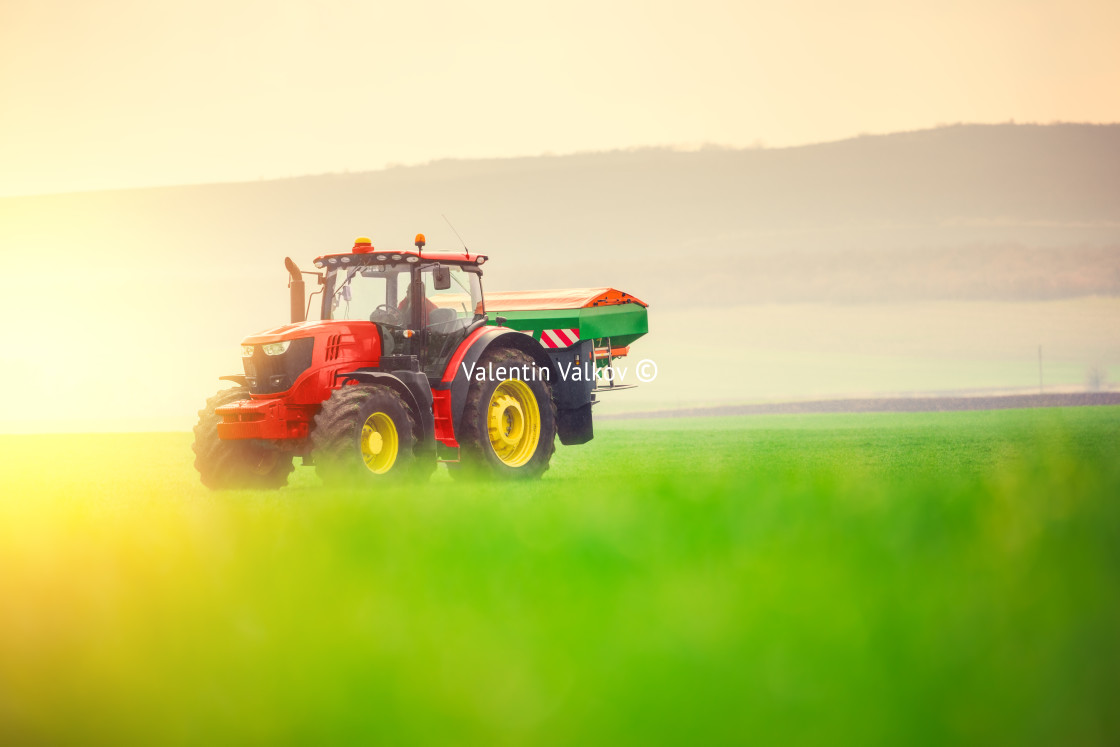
[238,320,384,397]
[241,319,370,345]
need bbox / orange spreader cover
[485,287,647,311]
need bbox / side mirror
[433,265,451,290]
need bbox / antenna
[442,214,470,258]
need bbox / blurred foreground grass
[1,408,1119,745]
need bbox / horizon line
[2,120,1115,201]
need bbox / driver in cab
[398,283,436,327]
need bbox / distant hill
[2,123,1117,309]
[2,123,1118,429]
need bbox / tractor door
[420,264,486,380]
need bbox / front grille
[243,337,315,394]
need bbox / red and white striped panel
[539,328,580,348]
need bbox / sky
[1,0,1119,197]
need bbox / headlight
[391,253,402,260]
[405,255,419,263]
[262,341,292,356]
[241,345,255,358]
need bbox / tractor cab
[312,236,488,380]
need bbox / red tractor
[193,235,648,487]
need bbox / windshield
[324,261,484,329]
[327,264,408,323]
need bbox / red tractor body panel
[431,389,458,447]
[216,398,314,440]
[216,320,383,443]
[440,326,494,384]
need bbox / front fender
[335,370,435,444]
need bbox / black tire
[310,384,431,484]
[192,387,294,490]
[455,347,557,480]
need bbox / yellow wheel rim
[360,412,399,474]
[486,379,541,467]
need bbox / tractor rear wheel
[455,347,556,480]
[192,387,294,490]
[311,384,432,484]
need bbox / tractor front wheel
[311,384,431,484]
[192,387,294,490]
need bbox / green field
[2,408,1119,745]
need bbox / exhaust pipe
[284,257,306,324]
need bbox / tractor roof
[313,236,487,268]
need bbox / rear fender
[442,327,559,439]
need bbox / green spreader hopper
[485,287,649,357]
